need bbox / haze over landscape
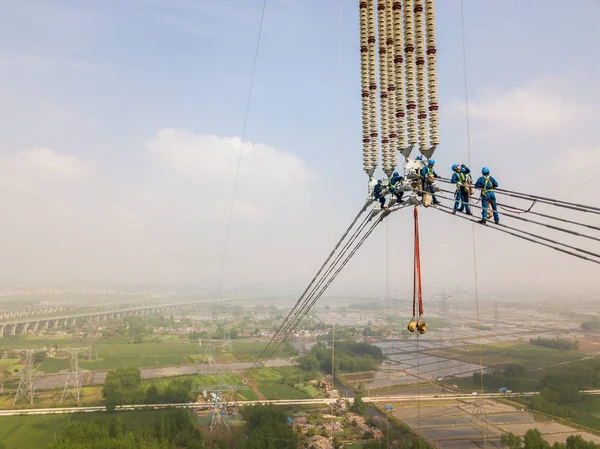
[0,0,597,294]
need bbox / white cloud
[0,147,94,194]
[451,76,590,133]
[148,129,315,220]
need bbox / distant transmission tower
[13,349,40,405]
[86,318,99,362]
[471,399,488,444]
[61,347,89,402]
[193,372,248,432]
[222,328,233,354]
[200,340,215,373]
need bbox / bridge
[0,298,219,338]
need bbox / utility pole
[13,349,40,405]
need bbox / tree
[351,395,367,415]
[297,355,319,373]
[523,429,551,449]
[502,432,523,449]
[145,384,161,404]
[102,366,142,406]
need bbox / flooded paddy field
[387,398,597,448]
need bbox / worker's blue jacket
[374,184,384,198]
[451,172,465,184]
[475,175,498,197]
[389,175,403,187]
[421,166,438,178]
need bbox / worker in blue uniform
[475,167,499,224]
[420,159,440,204]
[389,171,404,202]
[451,164,472,215]
[373,179,386,208]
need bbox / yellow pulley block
[407,319,417,333]
[417,320,426,334]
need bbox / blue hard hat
[393,171,399,176]
[429,159,435,165]
[461,167,467,173]
[416,156,422,160]
[452,164,459,171]
[482,167,490,175]
[377,179,383,183]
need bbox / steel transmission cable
[436,202,600,261]
[435,188,600,244]
[248,204,372,370]
[246,206,401,378]
[435,205,600,266]
[217,0,268,296]
[247,207,393,375]
[436,178,600,216]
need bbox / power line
[217,0,268,296]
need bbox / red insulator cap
[362,92,369,98]
[378,3,385,10]
[429,105,439,111]
[416,58,425,65]
[369,83,377,89]
[426,48,437,55]
[386,38,394,45]
[368,37,376,43]
[407,104,417,110]
[405,45,415,52]
[392,2,401,10]
[414,6,424,12]
[359,1,367,8]
[382,138,389,143]
[370,132,379,137]
[394,56,404,63]
[396,112,406,118]
[363,138,371,143]
[389,133,397,138]
[380,93,388,99]
[418,113,427,119]
[388,86,396,91]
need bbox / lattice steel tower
[61,347,89,402]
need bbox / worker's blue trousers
[481,192,499,223]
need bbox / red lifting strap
[413,207,424,317]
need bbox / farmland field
[0,410,173,449]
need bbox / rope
[461,1,486,445]
[217,0,268,296]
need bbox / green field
[0,410,173,449]
[434,341,585,371]
[251,366,313,400]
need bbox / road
[3,390,600,417]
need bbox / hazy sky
[0,0,599,298]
